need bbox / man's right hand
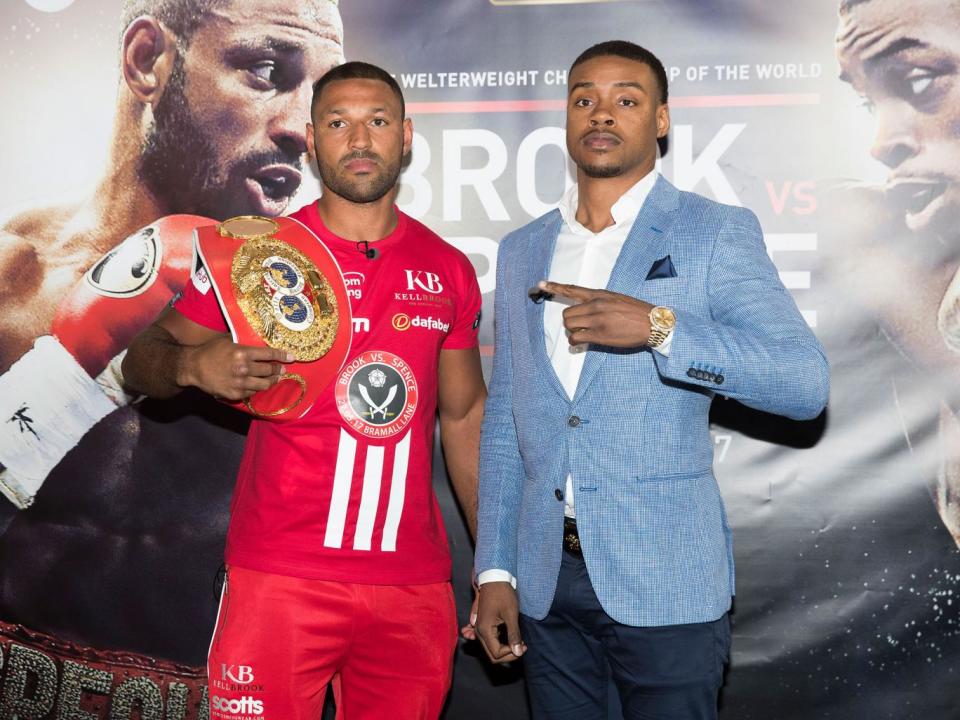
[475,581,527,664]
[179,335,293,401]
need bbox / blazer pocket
[636,465,712,483]
[641,276,688,305]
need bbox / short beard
[579,162,624,179]
[318,151,401,204]
[139,55,222,216]
[138,54,302,219]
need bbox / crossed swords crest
[357,370,398,420]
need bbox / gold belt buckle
[563,517,582,556]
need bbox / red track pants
[207,565,457,720]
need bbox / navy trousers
[519,551,731,720]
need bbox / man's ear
[121,16,178,105]
[402,117,414,157]
[306,122,316,162]
[656,103,671,139]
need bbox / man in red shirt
[122,62,485,720]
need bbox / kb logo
[404,270,443,294]
[221,664,255,684]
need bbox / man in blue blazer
[473,41,829,719]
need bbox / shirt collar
[557,170,659,236]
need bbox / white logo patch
[192,267,212,295]
[84,225,162,298]
[344,271,365,300]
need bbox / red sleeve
[172,264,229,332]
[442,256,482,350]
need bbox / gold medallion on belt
[218,215,339,362]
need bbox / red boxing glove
[52,214,216,376]
[0,215,216,508]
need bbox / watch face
[651,306,676,330]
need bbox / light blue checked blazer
[475,175,829,626]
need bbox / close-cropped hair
[311,61,406,119]
[571,40,669,104]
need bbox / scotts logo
[392,313,450,333]
[211,696,264,716]
[336,351,419,439]
[85,224,162,298]
[404,270,443,294]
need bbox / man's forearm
[121,325,193,399]
[440,406,483,542]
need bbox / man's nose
[269,86,311,157]
[871,100,919,169]
[589,99,615,126]
[348,122,373,150]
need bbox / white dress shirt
[478,170,672,588]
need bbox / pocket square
[646,255,676,280]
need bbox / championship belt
[195,215,351,421]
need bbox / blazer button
[715,374,724,384]
[567,415,581,427]
[687,368,697,378]
[555,488,564,501]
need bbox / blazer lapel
[574,176,680,402]
[524,211,569,400]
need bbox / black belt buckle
[563,517,582,557]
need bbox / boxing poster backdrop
[1,0,958,718]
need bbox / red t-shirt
[174,203,481,584]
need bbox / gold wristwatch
[647,305,676,348]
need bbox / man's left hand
[539,280,654,348]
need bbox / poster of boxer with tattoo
[0,2,343,717]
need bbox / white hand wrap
[0,337,116,508]
[96,350,142,407]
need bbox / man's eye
[619,98,637,106]
[371,118,387,127]
[250,61,277,84]
[906,68,934,96]
[329,119,346,129]
[574,97,592,107]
